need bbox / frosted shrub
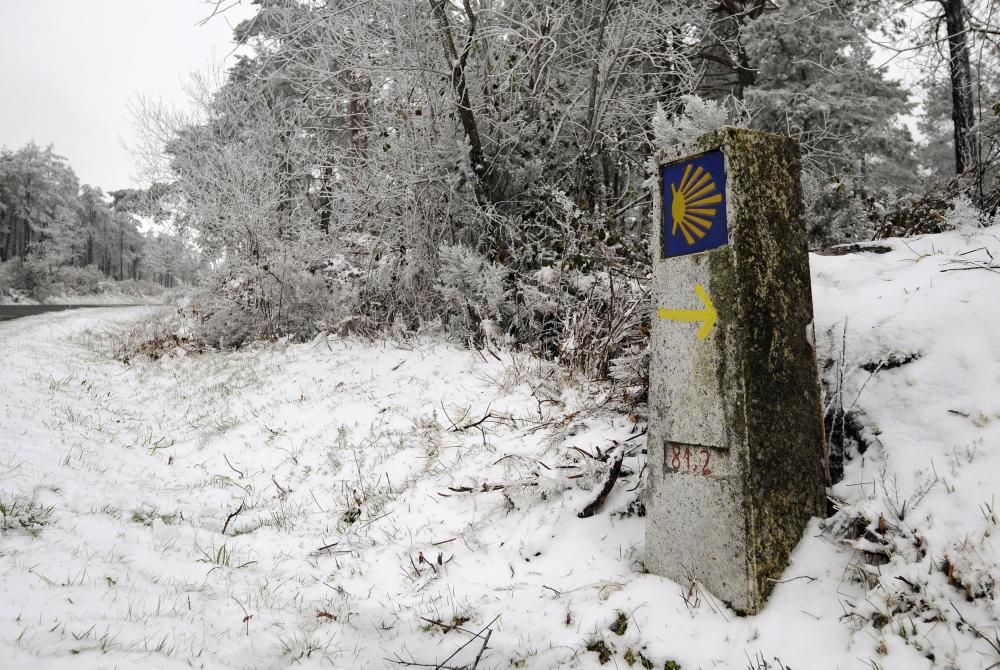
[646,94,748,200]
[0,259,34,293]
[434,244,510,343]
[512,268,648,380]
[356,244,441,335]
[0,259,111,300]
[803,172,875,248]
[874,180,988,239]
[47,264,108,296]
[115,278,166,299]
[609,344,650,406]
[190,252,348,349]
[945,194,985,229]
[652,94,737,149]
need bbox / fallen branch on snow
[577,442,625,519]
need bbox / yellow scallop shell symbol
[670,163,723,245]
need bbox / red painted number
[668,444,713,476]
[701,449,712,476]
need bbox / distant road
[0,304,150,322]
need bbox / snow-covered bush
[651,94,740,149]
[115,278,167,299]
[45,264,108,296]
[803,173,876,248]
[0,259,108,299]
[875,182,994,240]
[609,343,650,407]
[511,268,648,379]
[190,259,348,349]
[434,244,510,344]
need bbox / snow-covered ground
[1,225,998,670]
[0,289,169,306]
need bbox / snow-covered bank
[810,225,1000,669]
[1,288,172,307]
[0,225,998,670]
[36,292,171,306]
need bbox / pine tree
[741,0,918,245]
[0,143,80,265]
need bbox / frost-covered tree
[0,143,79,265]
[912,35,1000,222]
[740,0,917,245]
[157,0,714,359]
[0,143,158,296]
[883,0,1000,180]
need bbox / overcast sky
[0,0,253,192]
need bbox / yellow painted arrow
[657,284,717,340]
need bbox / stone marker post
[645,128,826,614]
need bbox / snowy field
[1,225,999,670]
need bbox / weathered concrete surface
[645,128,826,614]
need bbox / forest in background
[5,0,1000,377]
[0,143,201,302]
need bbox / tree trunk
[317,164,334,234]
[0,211,9,262]
[21,217,30,260]
[429,0,488,200]
[698,0,763,100]
[347,74,370,160]
[943,0,977,174]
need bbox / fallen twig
[493,453,551,470]
[449,406,500,432]
[271,476,290,498]
[470,628,492,669]
[387,614,499,669]
[435,615,500,670]
[309,489,327,512]
[578,443,625,518]
[440,401,470,431]
[940,258,1000,275]
[446,483,505,493]
[626,462,646,492]
[222,500,245,535]
[767,574,817,584]
[387,658,463,670]
[569,446,598,460]
[222,453,244,478]
[418,616,470,634]
[952,601,1000,658]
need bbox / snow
[0,289,37,305]
[1,224,999,669]
[0,288,169,306]
[34,292,168,306]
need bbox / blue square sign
[661,150,729,258]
